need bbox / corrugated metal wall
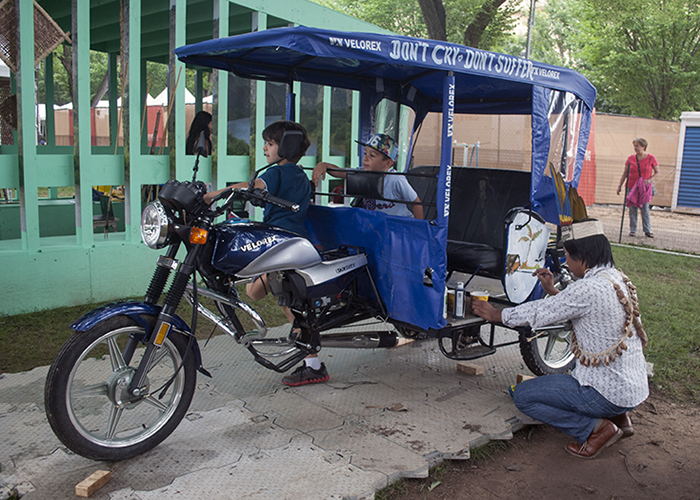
[678,126,700,209]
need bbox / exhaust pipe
[319,331,397,349]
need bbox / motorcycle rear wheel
[45,315,197,461]
[519,324,576,376]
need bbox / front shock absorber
[144,243,181,304]
[145,266,170,304]
[162,270,191,311]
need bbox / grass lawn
[612,246,700,402]
[0,291,288,374]
[1,246,698,403]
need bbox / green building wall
[0,0,388,316]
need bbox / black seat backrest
[409,166,532,251]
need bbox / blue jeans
[628,202,651,235]
[511,375,634,443]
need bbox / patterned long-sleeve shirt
[502,265,649,408]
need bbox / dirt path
[587,205,700,255]
[385,390,700,500]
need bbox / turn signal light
[189,227,208,244]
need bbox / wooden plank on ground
[75,470,111,497]
[456,361,484,376]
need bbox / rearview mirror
[276,130,303,161]
[196,130,208,158]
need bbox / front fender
[71,300,191,334]
[71,300,210,378]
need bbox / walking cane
[618,163,631,243]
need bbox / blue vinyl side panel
[306,206,447,331]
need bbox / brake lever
[208,186,235,205]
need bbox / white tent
[153,89,168,106]
[154,88,196,105]
[94,94,160,108]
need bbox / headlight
[141,202,170,249]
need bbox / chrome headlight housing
[141,201,171,249]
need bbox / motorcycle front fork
[127,241,199,397]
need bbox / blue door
[678,127,700,209]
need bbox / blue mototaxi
[176,26,595,374]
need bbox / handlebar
[252,188,299,212]
[208,187,234,204]
[207,187,299,214]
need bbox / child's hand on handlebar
[203,187,231,205]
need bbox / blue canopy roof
[176,26,596,115]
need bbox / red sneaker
[282,363,330,386]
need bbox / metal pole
[618,164,631,243]
[618,202,626,243]
[525,0,536,59]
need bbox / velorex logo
[239,235,276,252]
[328,36,382,52]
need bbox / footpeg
[437,326,496,360]
[439,342,497,360]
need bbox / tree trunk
[57,45,73,103]
[89,56,122,107]
[417,0,447,41]
[463,0,508,48]
[90,71,110,108]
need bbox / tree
[38,49,115,107]
[526,0,580,66]
[575,0,700,120]
[36,49,202,108]
[314,0,430,39]
[315,0,519,50]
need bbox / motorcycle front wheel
[45,315,197,461]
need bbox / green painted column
[172,0,187,180]
[124,0,143,241]
[195,71,203,115]
[141,59,149,152]
[9,73,17,149]
[252,11,267,221]
[322,87,332,161]
[351,91,360,169]
[315,85,332,203]
[293,81,301,121]
[16,0,40,251]
[73,0,93,247]
[44,55,55,146]
[212,0,229,190]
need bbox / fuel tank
[211,219,322,277]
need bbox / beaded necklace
[570,268,648,367]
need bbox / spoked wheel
[519,324,576,376]
[45,315,197,461]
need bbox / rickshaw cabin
[176,26,596,333]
